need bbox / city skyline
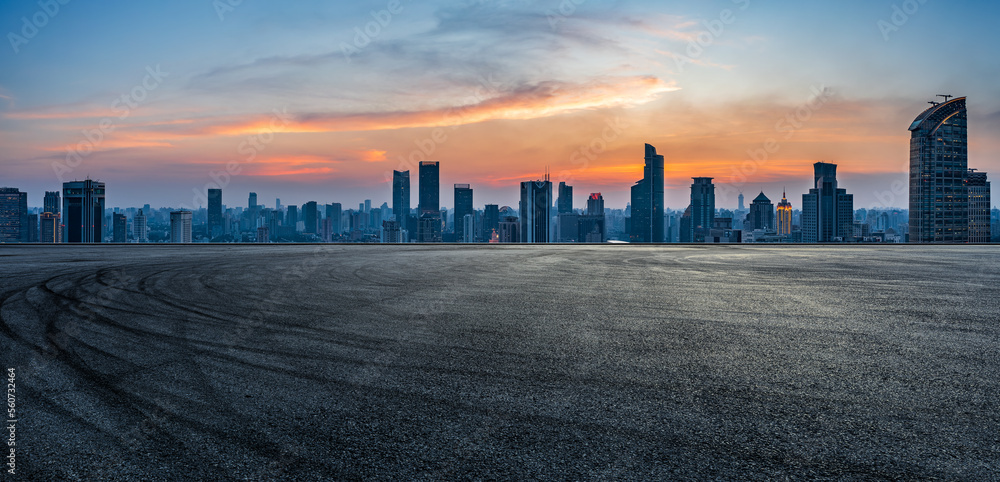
[2,1,1000,209]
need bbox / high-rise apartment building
[134,209,148,243]
[170,211,193,243]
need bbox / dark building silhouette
[520,179,552,243]
[302,201,319,234]
[393,170,410,226]
[113,214,127,243]
[208,188,223,238]
[419,162,440,216]
[40,212,60,243]
[498,216,519,243]
[0,187,28,243]
[748,192,775,232]
[909,97,968,243]
[454,184,473,241]
[63,180,105,243]
[579,194,606,243]
[967,170,991,243]
[134,209,147,243]
[558,182,573,214]
[629,144,665,243]
[686,178,715,243]
[326,203,342,235]
[802,162,853,243]
[558,213,579,242]
[249,192,258,209]
[482,204,499,241]
[418,162,441,242]
[44,191,60,214]
[286,205,299,231]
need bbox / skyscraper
[687,178,715,243]
[286,205,298,231]
[802,162,854,243]
[0,188,27,243]
[208,188,223,238]
[776,191,793,236]
[303,201,318,234]
[520,179,552,243]
[419,162,440,216]
[40,212,60,243]
[44,191,60,215]
[454,184,473,241]
[113,213,127,243]
[134,209,148,243]
[738,192,745,211]
[482,204,500,241]
[170,211,193,243]
[748,192,775,232]
[909,96,969,243]
[629,144,665,243]
[967,170,991,243]
[558,182,573,214]
[587,193,605,216]
[249,192,258,209]
[326,203,343,235]
[382,220,402,243]
[579,193,606,243]
[418,161,441,242]
[63,179,105,243]
[393,170,411,226]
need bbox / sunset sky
[2,0,998,211]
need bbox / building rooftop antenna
[937,94,953,102]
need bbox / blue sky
[1,0,998,209]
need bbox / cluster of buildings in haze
[1,96,996,245]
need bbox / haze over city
[2,0,999,209]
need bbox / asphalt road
[1,245,999,480]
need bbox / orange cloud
[184,76,679,138]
